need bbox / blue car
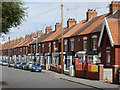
[31,63,42,72]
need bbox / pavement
[42,70,120,90]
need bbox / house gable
[98,18,114,47]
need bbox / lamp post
[61,4,64,74]
[8,37,10,64]
[2,36,4,60]
[33,35,38,62]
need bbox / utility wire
[29,6,60,20]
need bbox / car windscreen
[22,63,26,65]
[33,63,40,66]
[17,62,20,64]
[3,61,7,63]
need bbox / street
[0,66,98,89]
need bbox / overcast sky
[1,0,113,43]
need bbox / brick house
[98,10,120,68]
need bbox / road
[1,65,98,89]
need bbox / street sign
[91,65,98,72]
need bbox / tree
[0,1,27,34]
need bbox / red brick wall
[115,48,120,65]
[100,27,115,68]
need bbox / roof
[107,19,120,45]
[70,13,109,37]
[63,20,86,38]
[98,10,120,47]
[30,31,54,44]
[41,27,67,42]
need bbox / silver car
[2,60,8,66]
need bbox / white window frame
[71,38,74,51]
[39,44,41,53]
[31,45,32,54]
[42,44,44,53]
[53,42,56,52]
[49,42,51,53]
[64,39,67,52]
[34,45,35,53]
[83,37,87,51]
[92,35,97,51]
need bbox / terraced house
[1,1,120,83]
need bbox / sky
[0,0,113,44]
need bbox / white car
[2,61,8,66]
[0,60,2,65]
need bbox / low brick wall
[75,70,85,78]
[41,66,46,70]
[85,71,99,80]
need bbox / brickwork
[86,9,97,21]
[67,18,76,28]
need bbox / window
[42,44,44,53]
[79,56,84,63]
[31,45,32,54]
[53,42,56,52]
[83,37,87,51]
[64,39,67,52]
[34,45,35,53]
[49,42,51,52]
[71,38,74,51]
[26,47,27,55]
[106,47,110,66]
[87,56,93,63]
[92,35,97,50]
[39,44,41,53]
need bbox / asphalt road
[1,65,98,89]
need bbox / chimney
[30,33,36,38]
[16,38,19,43]
[37,30,43,37]
[86,9,97,21]
[67,18,76,28]
[25,35,30,40]
[45,26,52,34]
[109,1,120,14]
[55,23,62,31]
[20,37,24,42]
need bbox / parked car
[8,62,15,67]
[28,62,34,70]
[23,63,29,70]
[31,63,42,72]
[14,62,21,68]
[2,60,8,66]
[0,60,2,65]
[19,62,27,69]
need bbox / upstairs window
[92,35,97,51]
[49,42,51,53]
[83,37,87,51]
[42,44,44,53]
[39,44,41,53]
[71,38,74,51]
[26,47,27,55]
[31,45,32,54]
[53,42,56,52]
[64,39,67,52]
[34,45,35,53]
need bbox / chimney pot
[67,18,76,28]
[86,9,97,21]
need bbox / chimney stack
[45,26,52,34]
[25,35,30,40]
[109,1,120,14]
[19,37,24,42]
[37,30,43,37]
[16,38,19,43]
[67,18,76,28]
[86,9,97,21]
[30,33,36,38]
[55,23,62,31]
